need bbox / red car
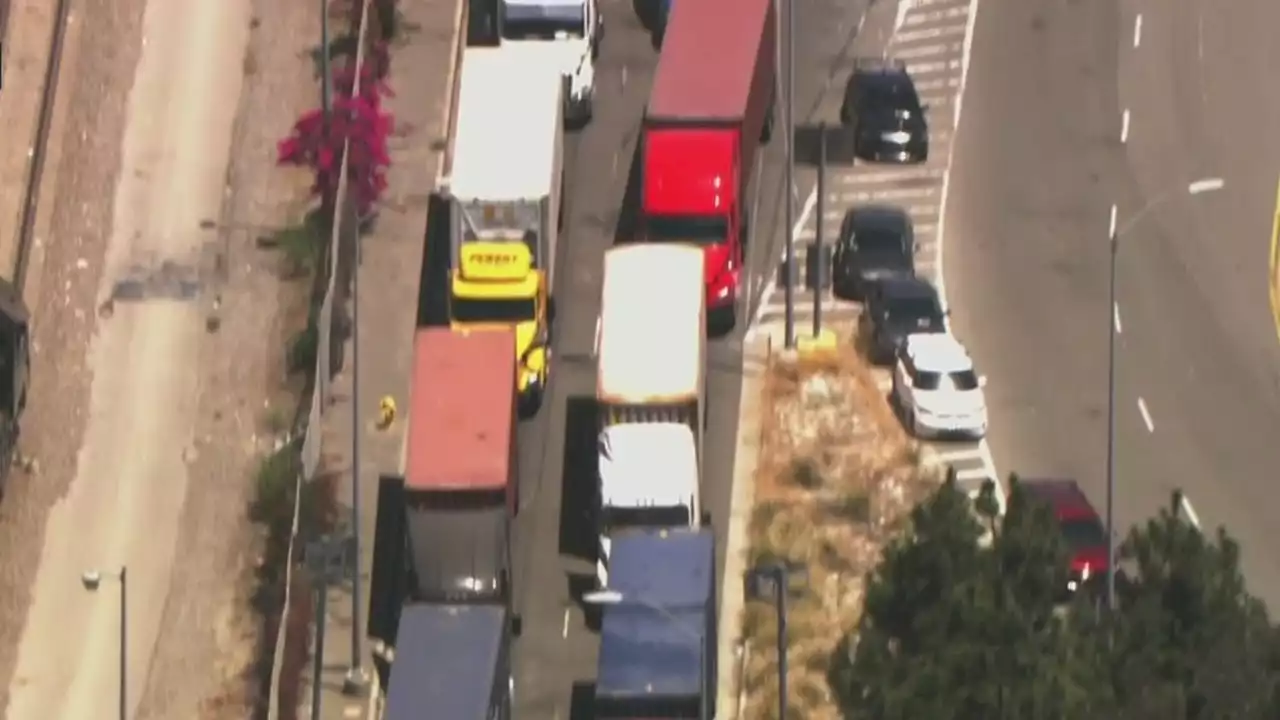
[1021,479,1109,595]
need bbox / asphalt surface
[945,0,1280,606]
[509,0,869,714]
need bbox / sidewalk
[299,0,464,717]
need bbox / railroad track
[12,0,74,292]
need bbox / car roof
[1020,479,1100,520]
[903,333,974,373]
[850,204,911,231]
[876,275,939,299]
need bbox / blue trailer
[383,603,514,720]
[593,527,716,719]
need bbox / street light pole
[81,566,127,720]
[781,0,796,349]
[1103,177,1223,612]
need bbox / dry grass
[739,331,942,720]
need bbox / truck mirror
[510,614,524,637]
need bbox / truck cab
[500,0,601,127]
[451,242,551,413]
[593,528,717,719]
[640,129,742,319]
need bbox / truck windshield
[502,5,585,39]
[452,297,537,324]
[645,214,728,244]
[600,505,691,533]
[594,696,701,718]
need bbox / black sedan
[832,205,917,300]
[839,57,929,163]
[857,276,947,365]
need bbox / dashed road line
[1133,13,1143,49]
[1137,397,1155,432]
[1113,302,1123,334]
[1120,108,1130,143]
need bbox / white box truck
[499,0,602,128]
[593,244,706,587]
[445,46,564,412]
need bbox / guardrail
[265,0,375,716]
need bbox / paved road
[510,0,868,714]
[945,0,1280,606]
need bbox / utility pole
[345,229,370,694]
[307,533,359,714]
[811,123,826,337]
[781,0,796,349]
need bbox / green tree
[1110,504,1280,719]
[828,475,1114,720]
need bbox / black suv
[858,276,946,364]
[832,205,917,300]
[840,58,929,163]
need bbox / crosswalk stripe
[903,6,969,27]
[893,24,967,45]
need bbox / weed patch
[740,336,942,720]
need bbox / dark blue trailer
[594,527,716,719]
[384,603,513,720]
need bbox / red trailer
[640,0,776,326]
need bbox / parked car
[891,333,987,440]
[1020,479,1111,598]
[833,205,917,299]
[839,57,929,163]
[857,276,946,364]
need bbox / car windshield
[865,81,918,110]
[857,230,906,256]
[914,369,979,391]
[451,297,536,324]
[645,214,727,244]
[501,5,585,39]
[1061,518,1107,549]
[886,296,943,330]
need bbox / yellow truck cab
[443,46,565,415]
[451,242,550,409]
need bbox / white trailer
[500,0,602,127]
[446,46,564,283]
[593,244,706,586]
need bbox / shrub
[277,68,393,218]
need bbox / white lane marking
[955,467,992,480]
[1108,203,1118,238]
[1137,397,1155,432]
[904,6,969,27]
[933,447,987,463]
[1179,494,1202,529]
[593,315,601,356]
[1113,303,1123,334]
[1120,108,1130,143]
[562,608,571,638]
[1133,13,1143,49]
[895,43,964,61]
[893,24,967,45]
[747,188,816,336]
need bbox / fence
[265,0,374,715]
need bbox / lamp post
[81,566,127,720]
[745,560,807,720]
[1104,177,1223,611]
[778,0,796,349]
[582,589,711,720]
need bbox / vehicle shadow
[570,681,597,720]
[612,140,644,247]
[417,192,452,327]
[558,395,599,562]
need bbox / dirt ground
[0,0,320,716]
[739,333,941,720]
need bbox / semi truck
[447,46,563,415]
[594,245,705,588]
[383,603,515,720]
[592,527,717,719]
[367,327,519,658]
[499,0,602,127]
[638,0,776,329]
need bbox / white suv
[891,333,988,439]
